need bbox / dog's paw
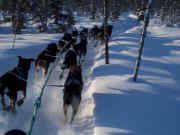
[17,99,24,106]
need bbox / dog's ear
[18,56,22,59]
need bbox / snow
[0,13,180,135]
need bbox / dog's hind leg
[70,97,80,124]
[63,104,68,123]
[70,108,78,124]
[9,94,17,113]
[12,97,17,113]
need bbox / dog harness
[8,67,27,82]
[65,71,83,89]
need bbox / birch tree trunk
[133,0,152,82]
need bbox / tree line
[0,0,180,33]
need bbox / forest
[0,0,180,34]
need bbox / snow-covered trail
[28,39,98,135]
[0,13,141,135]
[0,29,100,135]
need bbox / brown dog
[0,56,34,112]
[35,43,57,77]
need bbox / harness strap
[47,84,64,87]
[8,67,27,82]
[8,72,27,82]
[66,78,82,88]
[44,53,58,58]
[65,71,83,89]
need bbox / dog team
[0,24,113,125]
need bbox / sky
[0,12,180,135]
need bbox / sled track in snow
[26,39,98,135]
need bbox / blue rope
[8,72,27,82]
[27,41,71,135]
[44,53,59,58]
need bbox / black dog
[63,64,83,124]
[72,30,78,44]
[80,28,88,39]
[59,48,77,79]
[57,40,65,53]
[35,42,57,76]
[73,35,87,62]
[63,56,83,124]
[60,48,83,124]
[96,24,113,44]
[0,56,34,112]
[61,49,77,70]
[61,33,73,52]
[89,25,99,40]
